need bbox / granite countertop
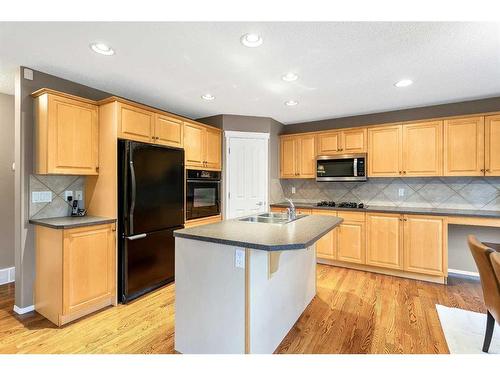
[29,216,116,229]
[174,215,343,251]
[271,202,500,219]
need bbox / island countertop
[173,215,343,251]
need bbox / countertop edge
[29,217,116,229]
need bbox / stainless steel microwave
[316,154,367,182]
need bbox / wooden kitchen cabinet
[154,114,183,148]
[444,116,485,176]
[280,135,316,178]
[32,89,99,175]
[485,115,500,176]
[403,215,446,276]
[312,209,338,260]
[336,211,365,264]
[366,213,403,270]
[35,223,116,326]
[117,102,155,143]
[316,128,366,155]
[368,125,403,177]
[184,122,222,170]
[402,121,443,176]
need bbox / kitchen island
[173,213,342,354]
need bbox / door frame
[224,131,270,219]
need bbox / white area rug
[436,304,500,354]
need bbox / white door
[226,132,269,219]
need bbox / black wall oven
[186,169,221,220]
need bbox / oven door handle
[186,179,221,183]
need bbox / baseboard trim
[14,304,35,315]
[448,269,480,279]
[0,266,15,285]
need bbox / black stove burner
[316,201,364,209]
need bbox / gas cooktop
[316,201,365,209]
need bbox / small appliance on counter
[68,196,87,216]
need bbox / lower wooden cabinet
[366,213,403,270]
[337,212,365,264]
[312,209,337,260]
[403,215,446,276]
[35,223,116,326]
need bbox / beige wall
[0,93,15,269]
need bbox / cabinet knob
[481,169,485,172]
[486,169,491,173]
[403,171,406,174]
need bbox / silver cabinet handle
[125,233,147,241]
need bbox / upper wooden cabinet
[485,115,500,176]
[368,125,403,177]
[403,215,446,276]
[366,213,403,270]
[444,116,485,176]
[316,128,367,155]
[402,121,443,176]
[280,135,316,178]
[117,102,154,143]
[184,122,222,170]
[33,89,99,175]
[154,114,183,148]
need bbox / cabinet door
[47,94,98,175]
[280,136,297,178]
[184,122,206,168]
[297,135,316,178]
[154,114,183,148]
[205,127,222,170]
[337,212,365,264]
[312,209,337,260]
[444,116,484,176]
[317,131,341,154]
[63,224,115,316]
[342,128,367,153]
[366,213,403,269]
[368,125,403,177]
[485,115,500,176]
[402,121,443,176]
[117,103,154,143]
[403,215,445,276]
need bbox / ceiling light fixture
[201,94,215,101]
[240,33,263,48]
[394,79,413,88]
[282,73,298,82]
[285,100,298,106]
[90,42,115,56]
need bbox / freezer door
[126,142,184,235]
[120,227,179,302]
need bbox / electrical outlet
[235,249,245,269]
[75,190,83,200]
[291,187,296,194]
[32,191,52,203]
[398,188,405,197]
[64,190,73,201]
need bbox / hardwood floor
[0,265,484,354]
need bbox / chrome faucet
[285,198,296,219]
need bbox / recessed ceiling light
[240,33,263,48]
[201,94,215,101]
[90,42,114,56]
[282,73,299,82]
[285,100,298,106]
[394,79,413,88]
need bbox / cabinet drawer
[337,211,365,222]
[312,209,337,216]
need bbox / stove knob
[358,203,364,209]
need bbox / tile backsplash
[271,177,500,211]
[29,175,86,219]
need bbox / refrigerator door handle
[125,233,147,241]
[129,159,136,234]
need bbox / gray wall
[15,67,111,309]
[0,93,15,269]
[283,96,500,134]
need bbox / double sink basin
[239,212,306,224]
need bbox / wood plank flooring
[0,265,484,354]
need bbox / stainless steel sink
[239,212,306,224]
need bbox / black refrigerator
[118,140,184,303]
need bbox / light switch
[398,188,405,197]
[32,191,52,203]
[291,187,296,194]
[235,249,246,269]
[64,190,73,201]
[75,190,83,200]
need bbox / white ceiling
[1,22,500,124]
